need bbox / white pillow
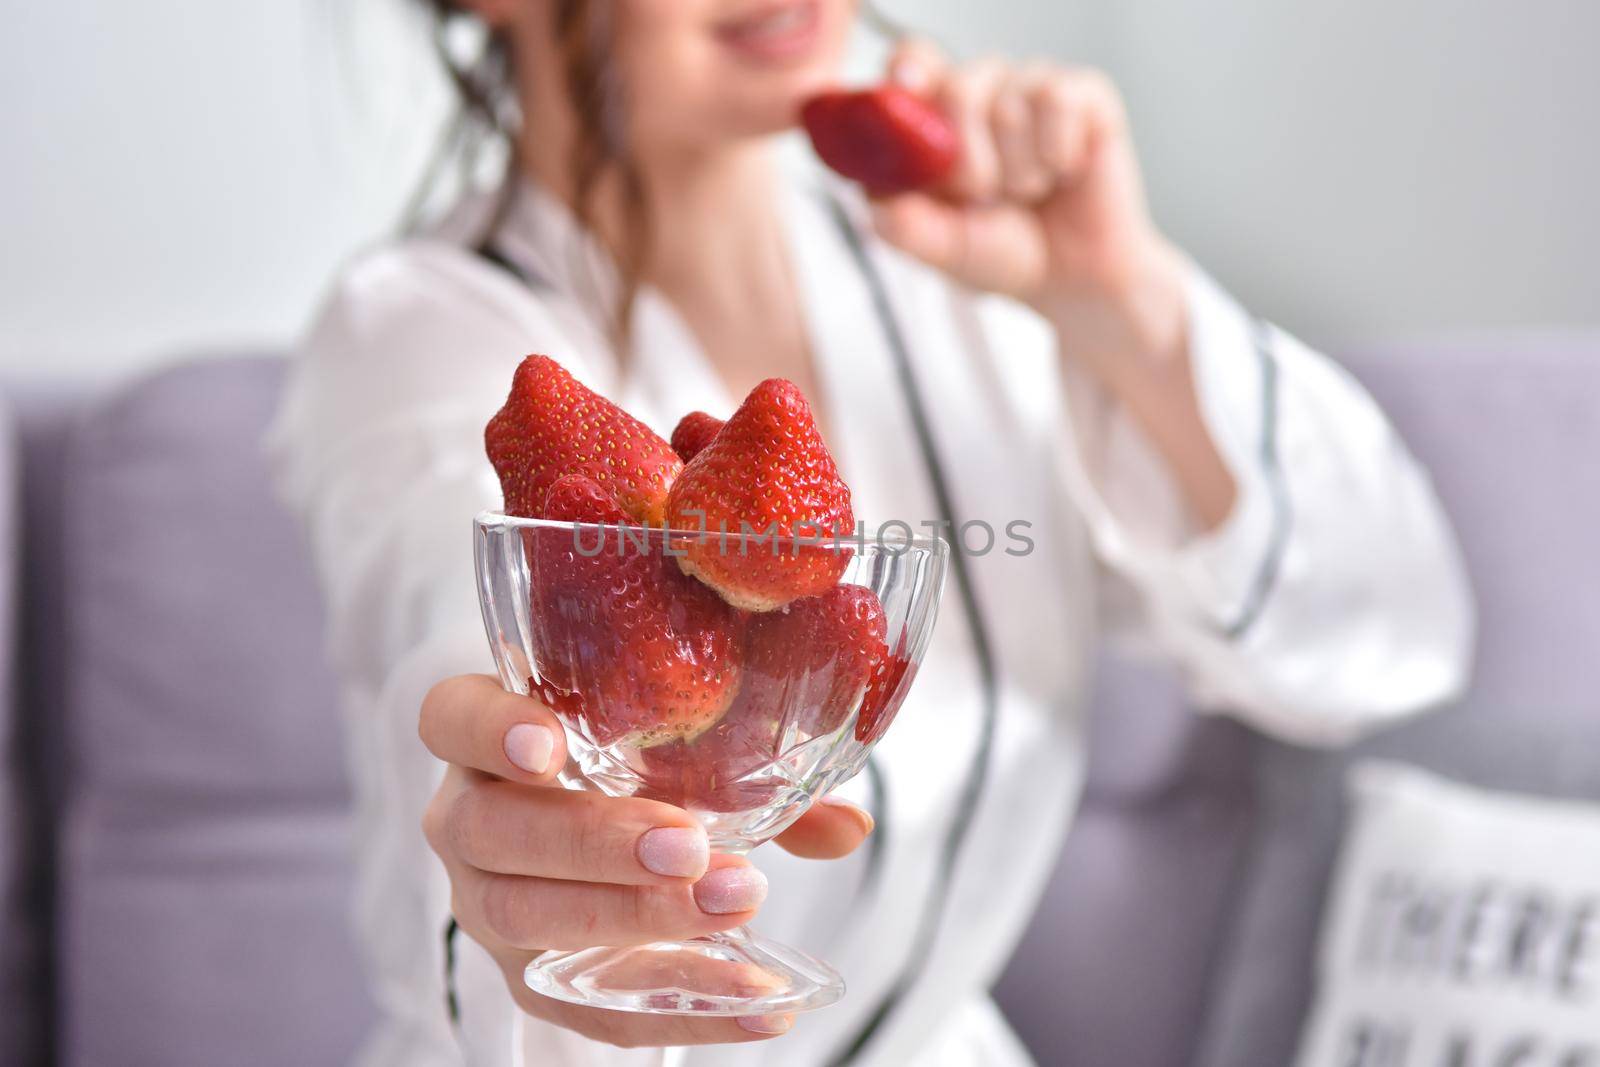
[1295,761,1600,1067]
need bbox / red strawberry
[529,473,744,747]
[664,379,854,612]
[640,585,886,811]
[743,584,888,737]
[856,640,917,746]
[486,355,681,524]
[539,469,624,525]
[670,411,725,464]
[801,86,960,196]
[637,700,787,812]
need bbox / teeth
[738,5,807,38]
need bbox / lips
[713,1,822,63]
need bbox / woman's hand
[419,674,874,1047]
[870,42,1187,371]
[871,43,1237,530]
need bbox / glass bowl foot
[524,925,844,1016]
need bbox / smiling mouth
[713,1,822,62]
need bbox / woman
[269,1,1474,1064]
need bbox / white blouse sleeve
[1053,267,1475,746]
[265,241,626,1066]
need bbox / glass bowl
[474,511,947,1016]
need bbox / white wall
[897,0,1600,346]
[0,0,449,379]
[3,1,1596,380]
[1081,0,1600,345]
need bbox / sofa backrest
[993,340,1600,1067]
[0,395,32,1066]
[6,380,115,1067]
[33,357,374,1066]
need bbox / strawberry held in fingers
[486,355,681,524]
[670,411,725,464]
[665,379,854,612]
[801,85,960,196]
[529,473,744,748]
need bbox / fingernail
[693,866,769,915]
[637,827,710,879]
[891,59,930,92]
[738,1014,793,1035]
[820,795,876,835]
[504,723,555,775]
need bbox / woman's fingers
[939,57,1008,202]
[981,64,1118,204]
[541,1004,793,1048]
[419,673,566,783]
[435,778,711,885]
[889,41,1023,204]
[1028,68,1092,182]
[992,92,1049,202]
[534,994,795,1046]
[871,191,1049,297]
[490,943,795,1046]
[881,43,1127,213]
[886,36,948,94]
[472,855,769,951]
[775,797,875,860]
[1024,67,1113,183]
[870,192,967,273]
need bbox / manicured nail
[504,723,555,775]
[636,827,710,879]
[819,796,875,835]
[738,1014,794,1035]
[693,866,769,915]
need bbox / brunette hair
[418,0,650,344]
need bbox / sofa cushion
[55,357,375,1066]
[1293,761,1600,1067]
[1193,341,1600,1067]
[993,660,1258,1067]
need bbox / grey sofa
[1,340,1595,1065]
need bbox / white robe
[266,157,1474,1067]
